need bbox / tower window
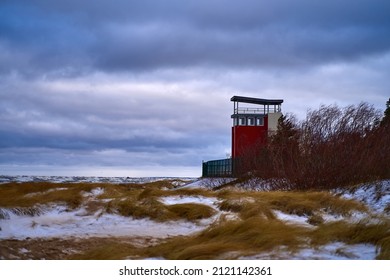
[248,118,254,126]
[256,118,264,126]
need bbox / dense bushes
[241,101,390,190]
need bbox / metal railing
[234,105,282,115]
[235,108,266,114]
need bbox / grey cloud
[1,0,390,77]
[19,0,390,29]
[95,23,390,71]
[0,76,230,154]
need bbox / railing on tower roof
[231,96,284,115]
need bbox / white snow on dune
[82,187,105,198]
[340,180,390,214]
[160,196,219,208]
[243,242,377,260]
[180,178,235,189]
[0,205,205,240]
[273,210,312,227]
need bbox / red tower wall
[232,116,268,158]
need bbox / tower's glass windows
[256,117,264,126]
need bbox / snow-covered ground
[1,176,389,260]
[242,242,377,260]
[188,178,390,216]
[160,195,219,208]
[0,205,204,239]
[273,210,312,227]
[339,180,390,213]
[181,177,235,189]
[0,183,216,240]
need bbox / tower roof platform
[231,96,283,105]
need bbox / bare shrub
[240,102,389,190]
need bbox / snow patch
[0,205,207,240]
[82,187,104,198]
[340,180,390,214]
[181,178,235,189]
[19,248,30,254]
[273,210,312,227]
[160,196,219,209]
[296,242,377,260]
[242,242,377,260]
[24,188,68,198]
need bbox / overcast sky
[1,0,389,177]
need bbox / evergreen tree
[272,114,299,144]
[381,98,390,127]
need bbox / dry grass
[146,216,309,259]
[0,180,216,222]
[107,197,216,222]
[306,214,325,226]
[217,190,367,221]
[218,199,247,212]
[309,219,390,259]
[97,180,217,222]
[0,237,153,260]
[69,242,144,260]
[0,182,96,209]
[107,197,177,222]
[0,179,186,210]
[310,219,389,245]
[219,199,275,220]
[170,188,215,197]
[1,180,388,260]
[96,184,141,200]
[144,212,389,260]
[377,236,390,260]
[166,203,216,221]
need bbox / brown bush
[239,102,390,190]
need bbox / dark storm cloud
[1,0,390,75]
[95,23,390,71]
[0,3,93,77]
[97,0,390,70]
